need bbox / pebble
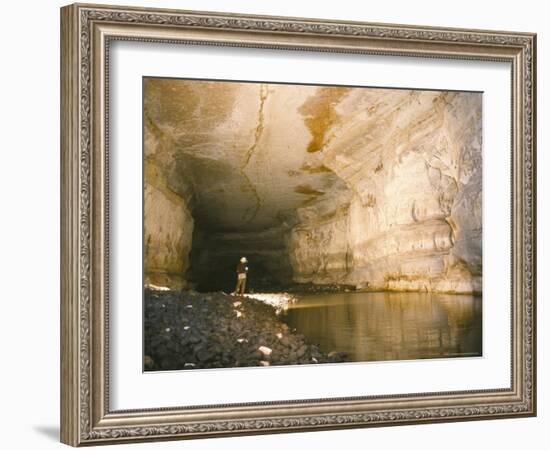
[258,346,272,356]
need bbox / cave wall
[288,193,352,284]
[143,109,194,289]
[144,162,193,289]
[289,91,482,293]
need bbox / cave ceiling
[144,78,357,233]
[143,78,458,233]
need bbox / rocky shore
[144,288,347,371]
[287,283,358,294]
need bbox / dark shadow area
[33,425,59,441]
[188,226,293,293]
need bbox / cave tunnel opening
[168,139,355,294]
[187,225,294,293]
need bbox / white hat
[240,257,247,263]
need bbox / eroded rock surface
[289,91,482,293]
[144,79,482,293]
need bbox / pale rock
[258,346,273,356]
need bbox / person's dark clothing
[237,262,248,274]
[234,261,248,295]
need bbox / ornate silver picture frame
[60,3,536,446]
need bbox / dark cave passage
[188,226,294,293]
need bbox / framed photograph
[60,3,536,446]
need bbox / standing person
[234,257,248,295]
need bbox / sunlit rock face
[144,124,194,289]
[143,79,481,293]
[289,90,482,293]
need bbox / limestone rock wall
[144,162,194,289]
[288,193,352,284]
[143,106,194,289]
[289,91,482,293]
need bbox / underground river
[281,291,482,363]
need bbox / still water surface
[282,291,482,362]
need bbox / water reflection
[282,292,482,362]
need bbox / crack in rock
[240,84,269,223]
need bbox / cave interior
[143,78,483,294]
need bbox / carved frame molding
[60,3,536,446]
